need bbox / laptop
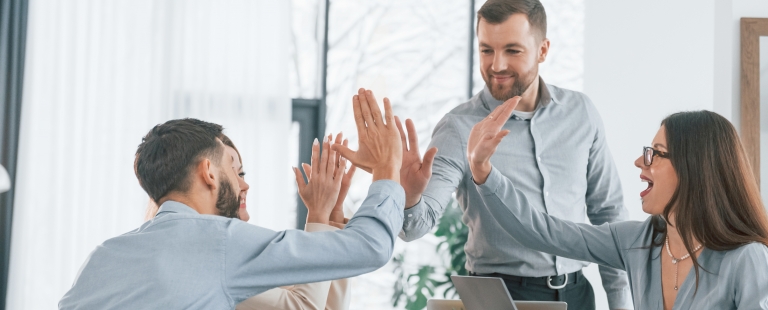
[435,275,566,310]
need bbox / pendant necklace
[665,236,703,290]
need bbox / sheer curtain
[6,1,291,309]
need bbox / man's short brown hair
[477,0,547,41]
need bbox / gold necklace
[664,236,702,290]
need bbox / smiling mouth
[640,177,654,198]
[239,195,246,209]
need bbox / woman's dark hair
[650,110,768,291]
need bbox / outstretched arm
[466,96,627,270]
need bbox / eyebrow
[653,143,667,150]
[479,42,525,49]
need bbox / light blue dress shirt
[401,80,632,308]
[477,167,768,309]
[59,180,404,310]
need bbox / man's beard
[215,172,240,219]
[484,67,538,101]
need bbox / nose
[492,52,508,73]
[239,177,250,192]
[634,155,644,169]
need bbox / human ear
[538,38,550,63]
[198,159,218,190]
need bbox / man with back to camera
[395,0,632,309]
[59,89,403,309]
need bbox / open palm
[395,116,437,208]
[467,96,520,184]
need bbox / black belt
[469,270,582,290]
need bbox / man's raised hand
[467,96,520,184]
[395,116,437,208]
[332,88,402,183]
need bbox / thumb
[292,167,306,192]
[331,144,357,165]
[422,147,438,176]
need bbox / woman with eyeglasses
[468,106,768,309]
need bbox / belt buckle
[546,274,568,289]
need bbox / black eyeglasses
[643,146,669,166]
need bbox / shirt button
[537,156,541,161]
[408,214,413,217]
[545,192,549,197]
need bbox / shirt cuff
[606,288,634,310]
[369,179,406,209]
[402,197,424,225]
[474,166,503,196]
[304,223,340,232]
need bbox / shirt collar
[480,76,554,113]
[155,200,199,217]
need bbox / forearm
[226,181,404,302]
[475,166,626,270]
[400,188,455,242]
[324,278,351,310]
[236,283,330,310]
[598,264,633,310]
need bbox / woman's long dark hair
[650,111,768,291]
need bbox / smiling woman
[470,109,768,310]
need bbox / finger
[334,133,343,167]
[334,158,347,180]
[366,90,384,127]
[325,138,336,176]
[383,97,395,126]
[494,97,521,127]
[405,118,419,152]
[422,147,438,176]
[395,116,408,151]
[493,130,511,144]
[331,144,357,166]
[357,88,375,128]
[344,164,357,183]
[302,163,312,180]
[319,136,330,176]
[292,167,306,192]
[310,138,320,176]
[352,94,366,136]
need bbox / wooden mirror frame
[740,18,768,185]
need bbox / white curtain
[7,1,292,309]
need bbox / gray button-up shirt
[59,180,404,310]
[401,80,632,308]
[477,166,768,309]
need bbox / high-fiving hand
[395,116,437,208]
[333,88,402,183]
[293,136,346,225]
[294,132,356,227]
[467,96,521,184]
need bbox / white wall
[714,0,768,127]
[581,1,717,309]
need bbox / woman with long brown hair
[470,109,768,309]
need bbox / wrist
[405,194,421,209]
[306,212,330,225]
[372,163,401,183]
[470,161,492,185]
